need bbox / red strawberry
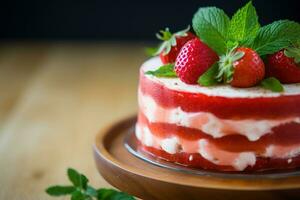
[155,27,197,64]
[175,38,219,84]
[218,47,265,88]
[266,49,300,83]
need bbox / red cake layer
[140,145,300,172]
[140,70,300,119]
[138,112,300,154]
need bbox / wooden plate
[93,116,300,200]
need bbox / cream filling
[142,57,300,98]
[135,124,300,171]
[139,92,300,141]
[199,139,256,171]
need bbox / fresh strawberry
[217,47,265,88]
[154,26,196,64]
[175,38,219,84]
[266,48,300,84]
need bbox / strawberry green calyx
[154,26,190,56]
[216,46,245,83]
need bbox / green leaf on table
[68,168,82,187]
[67,168,89,189]
[97,188,118,200]
[145,64,177,77]
[80,174,89,190]
[198,62,219,86]
[192,7,230,55]
[110,192,136,200]
[46,186,76,196]
[71,190,86,200]
[46,168,136,200]
[85,186,98,197]
[261,77,284,92]
[228,1,260,45]
[251,20,300,56]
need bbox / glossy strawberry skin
[174,38,219,84]
[231,47,265,87]
[266,50,300,83]
[160,32,196,64]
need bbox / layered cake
[135,2,300,171]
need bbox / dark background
[1,0,299,41]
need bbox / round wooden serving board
[93,116,300,200]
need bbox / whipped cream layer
[139,91,300,141]
[136,124,300,171]
[142,57,300,98]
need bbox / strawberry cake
[135,2,300,172]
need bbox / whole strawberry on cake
[136,1,300,172]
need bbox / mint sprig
[192,2,260,55]
[261,77,284,92]
[251,20,300,56]
[198,62,219,86]
[227,1,260,47]
[192,2,300,57]
[46,186,76,196]
[145,64,177,77]
[192,7,230,55]
[67,168,88,189]
[46,168,135,200]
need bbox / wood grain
[0,42,147,200]
[0,44,46,130]
[94,116,300,200]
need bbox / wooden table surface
[0,42,148,199]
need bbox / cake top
[144,1,300,93]
[143,57,300,98]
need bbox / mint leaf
[198,62,219,86]
[68,168,82,188]
[67,168,89,189]
[97,188,118,200]
[97,189,134,200]
[261,77,284,92]
[85,186,98,197]
[284,46,300,64]
[145,64,177,77]
[192,7,230,55]
[46,186,76,196]
[251,20,300,56]
[47,168,136,200]
[71,190,86,200]
[111,192,136,200]
[80,174,88,190]
[228,1,260,45]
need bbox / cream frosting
[139,92,300,141]
[135,124,300,171]
[142,57,300,98]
